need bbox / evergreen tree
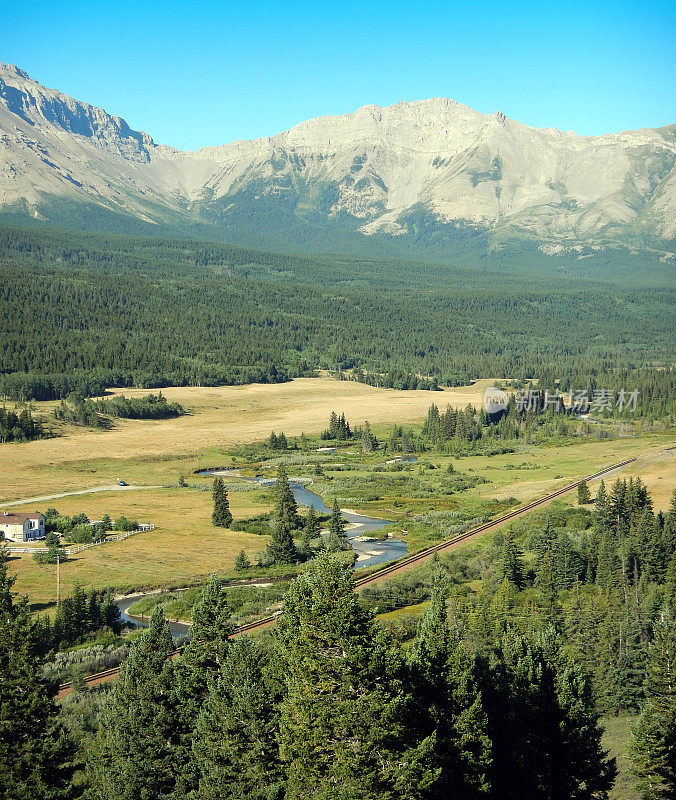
[275,465,298,529]
[608,610,647,712]
[169,575,236,795]
[578,481,592,505]
[300,506,320,556]
[663,490,676,562]
[212,477,233,528]
[189,574,234,668]
[665,553,676,616]
[361,420,376,453]
[408,579,491,799]
[535,549,563,629]
[267,519,297,565]
[234,549,250,571]
[326,499,348,552]
[595,480,611,526]
[630,620,676,799]
[609,479,628,529]
[86,607,187,800]
[0,547,75,800]
[500,532,526,589]
[191,637,284,800]
[482,629,616,800]
[274,553,434,799]
[304,505,320,541]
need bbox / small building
[0,511,46,542]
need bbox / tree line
[1,226,673,412]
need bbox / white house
[0,511,46,542]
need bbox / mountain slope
[1,62,674,253]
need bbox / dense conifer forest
[0,225,673,408]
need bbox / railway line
[56,457,635,699]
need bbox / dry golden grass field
[1,378,492,503]
[3,377,674,605]
[8,488,272,605]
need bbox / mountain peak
[0,64,674,248]
[0,63,30,80]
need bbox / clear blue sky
[5,0,675,150]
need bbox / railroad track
[56,457,635,700]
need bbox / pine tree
[665,553,676,616]
[275,465,298,529]
[630,620,676,798]
[300,506,320,556]
[0,547,75,800]
[274,553,434,799]
[596,529,622,592]
[186,574,234,672]
[212,477,233,527]
[86,607,188,799]
[595,479,611,526]
[535,549,562,630]
[578,481,592,504]
[361,420,376,453]
[500,532,526,589]
[663,490,676,562]
[326,499,348,551]
[267,519,297,565]
[234,549,250,571]
[191,637,283,799]
[483,629,616,799]
[304,505,320,540]
[609,479,628,529]
[408,579,491,799]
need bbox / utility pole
[56,553,60,606]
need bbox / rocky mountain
[1,62,674,254]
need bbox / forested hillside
[1,226,673,407]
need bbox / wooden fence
[5,524,155,555]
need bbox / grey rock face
[0,63,674,247]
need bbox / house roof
[1,511,44,524]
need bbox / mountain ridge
[1,62,674,255]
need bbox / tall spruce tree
[482,629,616,800]
[212,477,233,528]
[326,499,348,552]
[275,465,298,529]
[0,547,75,800]
[274,553,435,799]
[500,533,526,589]
[408,579,491,799]
[663,490,676,563]
[266,519,297,565]
[300,506,320,556]
[596,479,611,527]
[578,481,592,505]
[86,607,188,800]
[169,575,237,796]
[630,619,676,799]
[191,637,284,800]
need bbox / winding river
[204,471,408,569]
[115,473,406,633]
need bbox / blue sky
[5,0,675,150]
